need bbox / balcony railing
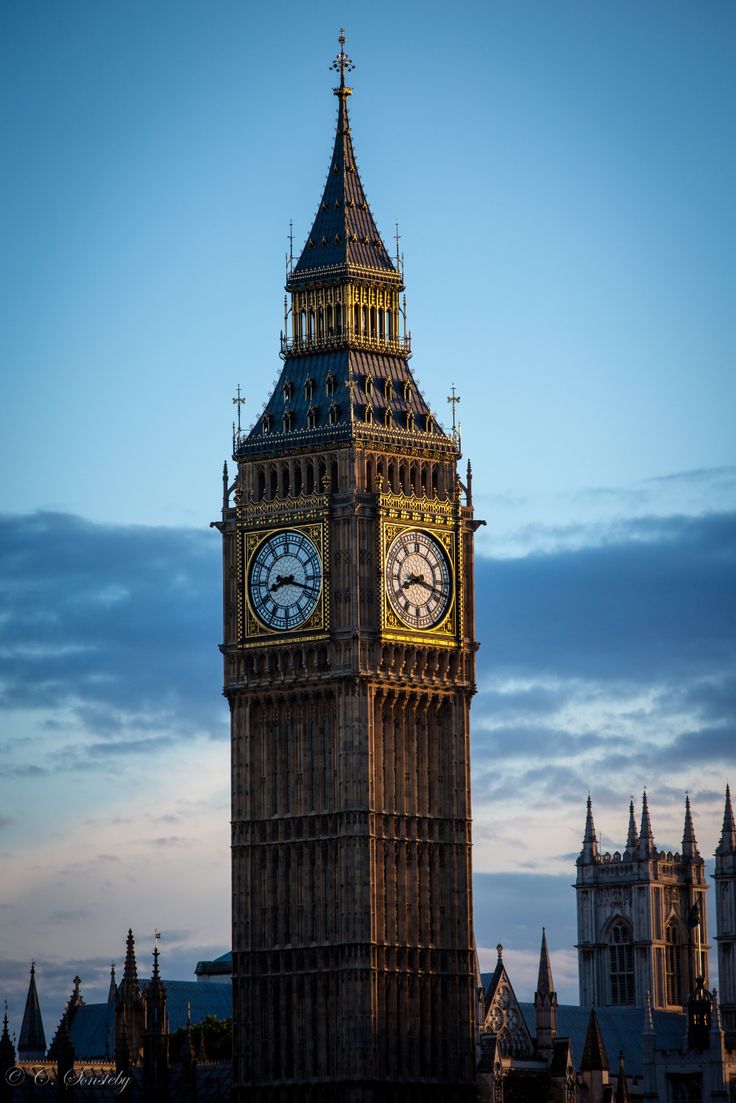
[281,328,411,359]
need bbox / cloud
[475,511,735,683]
[0,510,226,757]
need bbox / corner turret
[714,784,736,1045]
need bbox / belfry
[216,31,479,1103]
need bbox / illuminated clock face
[385,529,452,630]
[248,530,322,631]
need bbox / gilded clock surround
[235,494,330,647]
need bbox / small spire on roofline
[580,794,599,863]
[717,784,736,855]
[626,797,638,851]
[682,793,699,859]
[637,789,656,858]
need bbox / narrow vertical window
[609,922,634,1005]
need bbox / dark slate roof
[68,1003,115,1061]
[517,1002,686,1079]
[242,349,453,456]
[290,92,398,283]
[67,982,232,1061]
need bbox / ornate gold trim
[378,492,460,648]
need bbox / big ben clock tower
[216,32,479,1103]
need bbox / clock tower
[216,33,479,1102]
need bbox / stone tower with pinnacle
[215,31,479,1103]
[714,783,736,1046]
[576,792,709,1011]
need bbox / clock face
[248,529,322,631]
[385,529,452,630]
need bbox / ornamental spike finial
[331,28,355,98]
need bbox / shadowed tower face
[576,793,709,1011]
[216,31,479,1103]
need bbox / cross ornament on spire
[232,384,246,433]
[447,382,461,437]
[331,28,355,97]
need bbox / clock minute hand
[288,579,319,593]
[413,577,444,598]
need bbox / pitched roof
[581,1006,609,1072]
[68,981,232,1061]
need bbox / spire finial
[447,383,461,441]
[232,384,246,435]
[331,28,355,98]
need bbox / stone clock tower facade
[216,34,478,1103]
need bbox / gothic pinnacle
[535,928,555,1000]
[717,784,736,855]
[625,797,638,851]
[580,794,599,863]
[637,790,655,858]
[682,794,699,858]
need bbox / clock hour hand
[409,575,444,598]
[270,574,295,591]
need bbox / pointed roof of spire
[290,31,399,285]
[615,1051,631,1103]
[637,790,656,858]
[18,962,46,1057]
[120,929,141,1003]
[107,964,117,1005]
[717,784,736,855]
[579,795,599,863]
[625,798,639,851]
[535,928,555,1000]
[681,794,700,859]
[0,1002,16,1067]
[581,1006,609,1072]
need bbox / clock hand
[409,576,445,598]
[270,574,295,592]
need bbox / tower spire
[637,790,656,858]
[625,797,638,851]
[682,793,699,858]
[717,784,736,855]
[107,963,117,1005]
[580,794,599,863]
[536,927,555,998]
[18,961,46,1061]
[121,928,141,1001]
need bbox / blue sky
[1,0,735,1043]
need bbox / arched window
[325,372,336,397]
[326,304,333,334]
[609,921,634,1005]
[386,310,392,339]
[317,307,324,339]
[666,923,683,1006]
[308,310,315,341]
[307,406,317,430]
[282,411,293,433]
[304,376,314,401]
[335,302,342,333]
[328,402,338,425]
[353,304,360,332]
[370,306,376,336]
[362,305,368,334]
